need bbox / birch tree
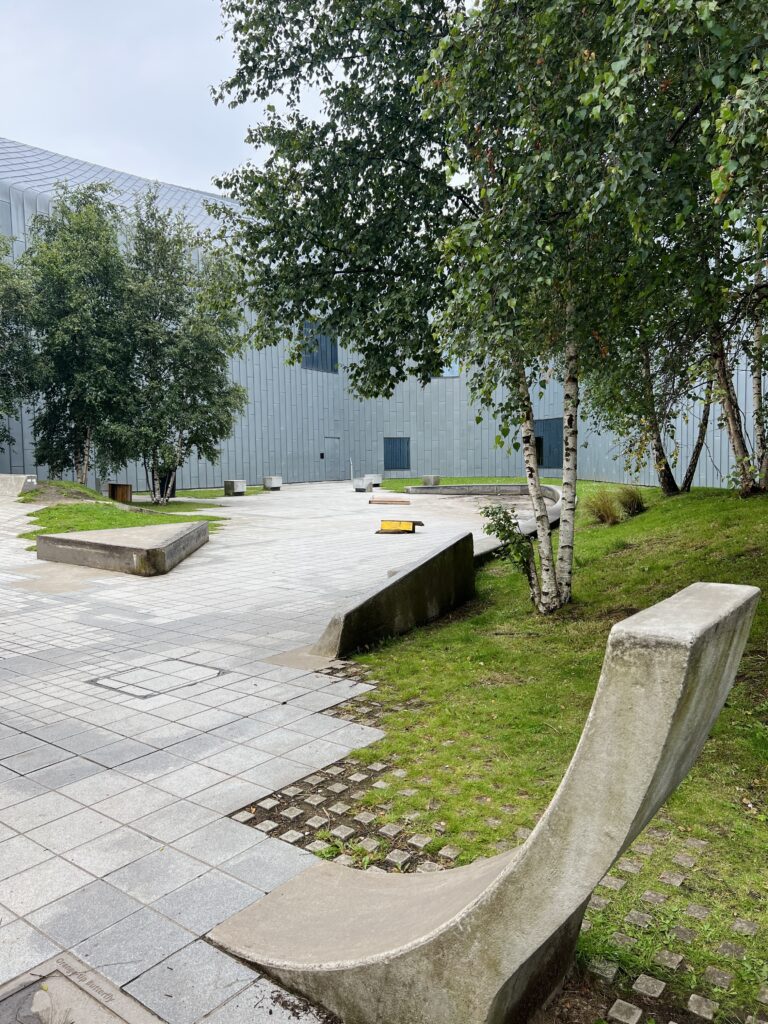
[0,237,33,453]
[111,194,248,504]
[20,185,129,484]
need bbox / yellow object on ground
[377,520,424,534]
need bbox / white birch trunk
[518,369,561,613]
[555,329,578,605]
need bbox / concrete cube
[422,475,441,486]
[262,476,282,491]
[224,479,247,496]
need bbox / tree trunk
[640,345,679,495]
[752,320,768,491]
[518,368,561,613]
[556,324,578,605]
[713,330,756,496]
[150,457,161,505]
[681,377,713,493]
[75,426,92,486]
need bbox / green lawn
[21,502,225,542]
[381,475,555,492]
[133,485,263,500]
[353,484,767,1014]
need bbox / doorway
[323,436,341,480]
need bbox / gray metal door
[323,437,341,480]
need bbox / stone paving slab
[0,484,493,1023]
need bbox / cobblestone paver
[0,484,488,1022]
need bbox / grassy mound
[18,480,110,504]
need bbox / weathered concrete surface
[263,475,282,490]
[37,521,209,576]
[224,479,246,496]
[406,483,563,537]
[0,473,36,496]
[211,582,760,1024]
[310,532,475,658]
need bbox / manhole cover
[0,954,159,1024]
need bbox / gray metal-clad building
[0,136,755,489]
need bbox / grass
[353,484,768,1014]
[20,502,225,543]
[133,485,263,500]
[381,475,562,493]
[18,481,110,504]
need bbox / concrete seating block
[263,476,282,491]
[0,474,37,497]
[422,475,441,486]
[224,479,247,496]
[353,478,367,492]
[37,522,209,576]
[212,583,760,1024]
[364,474,382,488]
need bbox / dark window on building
[301,333,338,373]
[533,417,563,468]
[384,436,411,471]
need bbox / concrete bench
[37,521,209,576]
[224,479,246,496]
[211,582,759,1024]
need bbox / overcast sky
[0,0,266,193]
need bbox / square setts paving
[0,482,489,1023]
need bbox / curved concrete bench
[406,483,563,537]
[211,582,759,1024]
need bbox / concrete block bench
[37,521,209,576]
[211,582,759,1024]
[263,475,282,491]
[224,479,246,496]
[0,474,37,497]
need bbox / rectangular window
[301,333,338,373]
[383,436,411,471]
[533,417,563,468]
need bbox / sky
[0,0,266,194]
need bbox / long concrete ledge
[309,532,475,658]
[0,473,37,497]
[36,521,208,576]
[406,483,563,537]
[211,582,760,1024]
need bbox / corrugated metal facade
[0,136,760,490]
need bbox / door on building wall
[323,436,341,480]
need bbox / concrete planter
[224,479,246,496]
[422,475,441,486]
[262,476,282,491]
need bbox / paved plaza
[0,483,487,1023]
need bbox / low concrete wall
[406,483,563,538]
[311,532,476,658]
[0,474,37,497]
[37,521,208,576]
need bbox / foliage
[355,485,768,1012]
[18,184,130,483]
[20,502,224,541]
[0,236,33,452]
[102,193,248,504]
[214,0,464,397]
[584,488,623,526]
[480,503,538,600]
[616,485,646,518]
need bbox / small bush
[584,488,622,525]
[617,484,646,517]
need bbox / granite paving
[0,482,488,1022]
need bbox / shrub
[617,484,646,517]
[584,489,622,526]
